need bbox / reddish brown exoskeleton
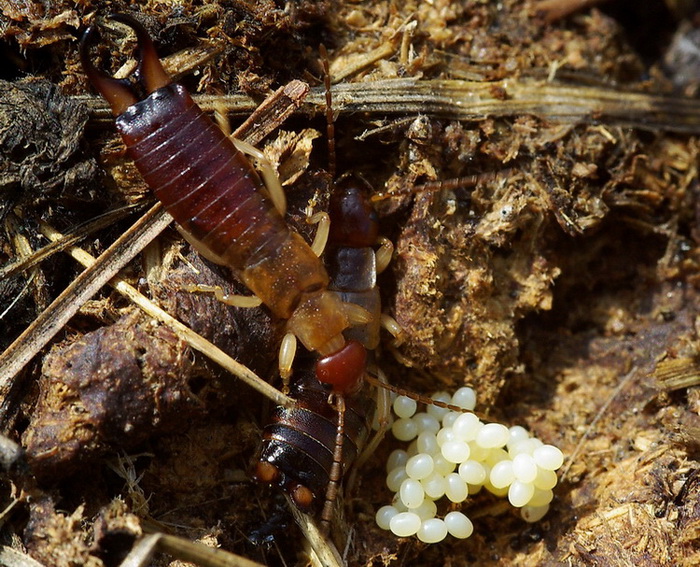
[80,14,370,386]
[80,15,381,524]
[254,51,398,528]
[255,175,396,526]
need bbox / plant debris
[2,1,700,566]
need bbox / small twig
[120,533,265,567]
[533,0,611,22]
[286,499,343,567]
[233,80,309,146]
[328,37,400,84]
[36,222,292,408]
[0,546,46,567]
[0,205,142,281]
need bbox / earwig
[80,14,368,387]
[255,175,394,520]
[254,49,396,529]
[81,15,472,532]
[81,14,381,527]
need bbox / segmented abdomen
[258,369,375,512]
[116,84,328,318]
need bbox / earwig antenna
[319,394,346,535]
[319,44,337,180]
[364,374,490,421]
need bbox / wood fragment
[120,532,266,567]
[0,205,141,281]
[0,545,46,567]
[533,0,610,22]
[653,356,700,391]
[233,79,310,146]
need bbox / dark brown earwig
[255,176,389,520]
[254,51,394,527]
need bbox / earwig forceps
[80,14,169,116]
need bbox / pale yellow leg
[231,137,287,216]
[350,367,391,479]
[213,100,232,137]
[380,313,405,346]
[278,332,297,393]
[306,211,330,257]
[343,301,373,325]
[375,236,394,274]
[182,283,262,308]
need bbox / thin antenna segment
[319,44,337,180]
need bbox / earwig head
[80,13,171,116]
[315,340,367,394]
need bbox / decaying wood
[0,204,172,422]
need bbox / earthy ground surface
[2,1,700,566]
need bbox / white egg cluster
[375,388,564,543]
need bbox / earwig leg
[213,100,232,137]
[231,138,287,216]
[343,302,373,325]
[388,343,414,368]
[350,367,391,479]
[306,211,330,257]
[182,283,263,308]
[278,333,297,392]
[320,394,346,535]
[375,236,394,274]
[380,313,405,346]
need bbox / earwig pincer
[80,14,372,388]
[81,15,392,528]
